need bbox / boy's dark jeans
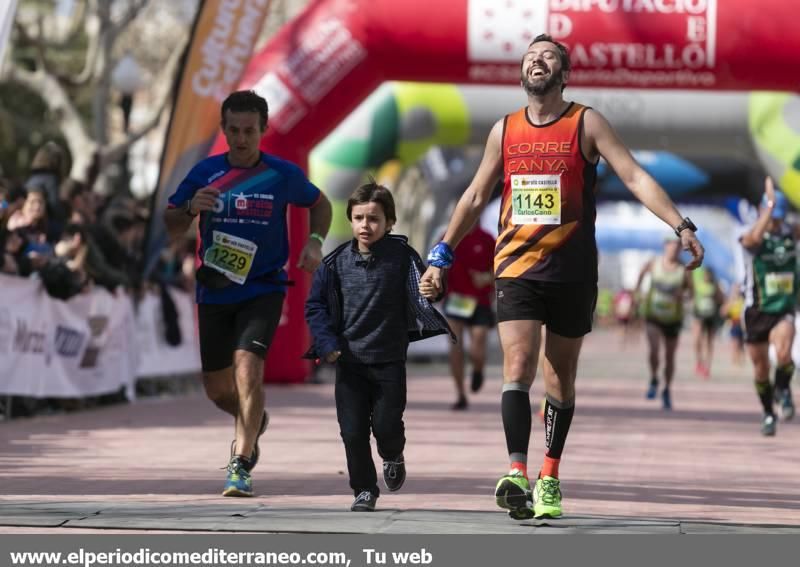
[335,359,407,497]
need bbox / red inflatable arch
[212,0,799,382]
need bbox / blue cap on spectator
[762,190,789,220]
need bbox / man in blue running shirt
[164,90,332,497]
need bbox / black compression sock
[543,394,575,460]
[501,383,532,460]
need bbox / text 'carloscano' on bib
[510,174,562,225]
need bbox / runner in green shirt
[740,176,798,436]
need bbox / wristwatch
[184,198,198,217]
[674,217,697,237]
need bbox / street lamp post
[111,53,145,195]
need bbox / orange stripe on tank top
[497,221,578,278]
[495,223,545,265]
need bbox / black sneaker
[383,455,406,492]
[451,396,468,411]
[230,410,269,471]
[351,490,377,511]
[471,370,485,393]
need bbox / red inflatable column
[263,152,313,383]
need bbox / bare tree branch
[3,0,191,185]
[108,0,151,45]
[91,0,113,145]
[4,62,97,180]
[12,21,46,71]
[13,0,89,50]
[55,0,89,46]
[66,8,101,86]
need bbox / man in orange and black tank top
[420,33,704,521]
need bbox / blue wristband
[427,241,454,268]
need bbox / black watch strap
[674,217,697,237]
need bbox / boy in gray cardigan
[305,182,453,511]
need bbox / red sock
[509,461,528,478]
[541,456,560,479]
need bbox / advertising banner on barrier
[0,275,139,399]
[0,276,201,398]
[136,288,202,378]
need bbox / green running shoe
[495,471,533,519]
[533,476,562,518]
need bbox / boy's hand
[420,266,443,298]
[325,350,342,363]
[419,278,438,300]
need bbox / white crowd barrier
[0,274,201,400]
[135,287,202,379]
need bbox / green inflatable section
[749,92,800,206]
[310,82,469,240]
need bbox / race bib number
[765,272,794,297]
[510,174,561,225]
[203,231,257,285]
[650,290,678,321]
[444,293,478,319]
[695,296,716,318]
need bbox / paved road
[1,327,798,533]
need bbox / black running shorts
[198,292,285,372]
[444,304,496,328]
[743,307,794,344]
[495,278,597,338]
[646,318,683,339]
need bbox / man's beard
[521,70,562,96]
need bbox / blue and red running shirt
[167,152,321,304]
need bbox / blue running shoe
[662,389,672,410]
[646,379,658,400]
[222,456,253,497]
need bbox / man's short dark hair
[346,180,397,224]
[221,90,269,129]
[527,33,571,72]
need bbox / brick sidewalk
[1,327,798,533]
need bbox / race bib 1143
[510,174,561,225]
